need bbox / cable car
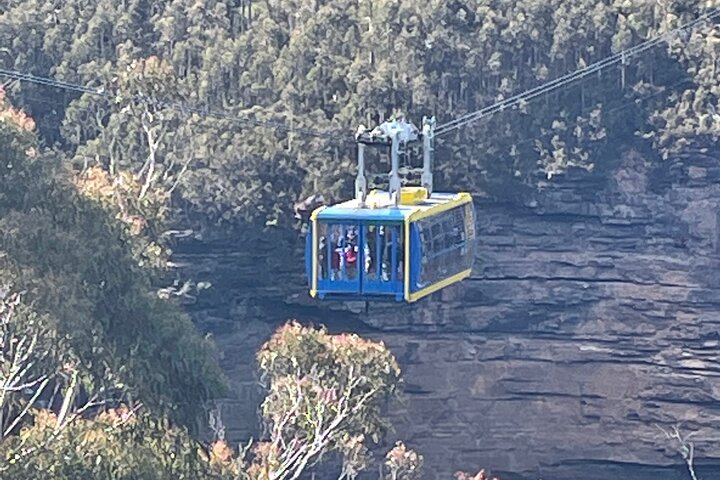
[304,116,476,302]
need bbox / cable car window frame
[361,223,404,296]
[413,203,475,290]
[316,222,361,294]
[314,220,405,298]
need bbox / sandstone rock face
[177,153,720,480]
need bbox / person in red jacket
[345,227,359,279]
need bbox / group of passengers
[318,225,402,281]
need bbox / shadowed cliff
[175,151,720,480]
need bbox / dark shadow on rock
[177,152,720,479]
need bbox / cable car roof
[314,191,471,222]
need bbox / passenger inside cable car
[314,222,405,293]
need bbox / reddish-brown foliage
[0,86,36,132]
[455,469,501,480]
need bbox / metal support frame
[354,116,434,207]
[388,130,401,205]
[355,142,368,206]
[421,116,435,195]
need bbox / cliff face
[177,151,720,480]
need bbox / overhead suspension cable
[0,67,346,142]
[435,9,720,136]
[0,68,103,95]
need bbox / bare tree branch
[657,424,700,480]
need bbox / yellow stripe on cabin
[408,192,472,222]
[408,268,473,303]
[309,206,326,298]
[403,216,411,301]
[405,192,473,302]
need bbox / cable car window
[365,225,380,279]
[345,225,360,280]
[415,204,474,287]
[317,223,329,280]
[322,223,360,281]
[363,224,403,284]
[431,223,443,250]
[384,225,404,281]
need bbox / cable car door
[361,223,404,299]
[317,223,362,296]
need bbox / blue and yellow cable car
[304,116,476,303]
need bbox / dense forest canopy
[1,0,718,232]
[0,84,226,429]
[1,0,719,478]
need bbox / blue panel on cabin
[305,231,312,287]
[305,192,476,303]
[314,293,404,302]
[317,207,408,222]
[409,224,423,293]
[310,221,405,301]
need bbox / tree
[657,425,701,480]
[455,470,501,480]
[0,292,64,443]
[383,442,423,480]
[74,165,171,270]
[0,86,229,476]
[65,55,196,198]
[4,0,720,226]
[0,286,475,480]
[0,290,127,474]
[1,407,225,480]
[250,321,402,480]
[0,85,225,431]
[648,3,720,163]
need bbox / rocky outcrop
[176,151,720,480]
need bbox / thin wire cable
[436,9,720,136]
[437,11,717,134]
[512,77,693,151]
[0,67,350,143]
[0,68,105,95]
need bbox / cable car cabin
[305,187,476,303]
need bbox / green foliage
[176,113,309,227]
[0,90,225,430]
[384,442,423,480]
[0,292,65,444]
[0,321,409,480]
[3,0,719,228]
[74,165,171,270]
[0,408,226,480]
[648,5,720,161]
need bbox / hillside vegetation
[0,1,718,478]
[1,0,718,231]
